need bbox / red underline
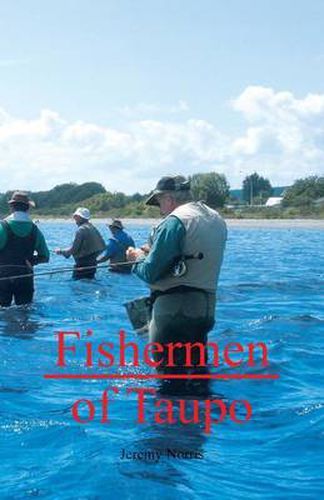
[43,373,280,380]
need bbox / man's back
[72,222,106,259]
[0,211,49,306]
[107,229,135,273]
[113,229,135,249]
[0,213,49,264]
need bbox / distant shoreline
[34,218,324,229]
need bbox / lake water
[1,222,323,499]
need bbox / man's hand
[140,244,151,255]
[126,247,146,262]
[54,248,70,258]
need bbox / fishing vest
[0,221,37,274]
[74,223,106,259]
[150,201,227,293]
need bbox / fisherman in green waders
[0,192,49,307]
[126,175,227,373]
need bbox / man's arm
[97,239,117,264]
[129,236,135,248]
[57,228,83,258]
[133,216,186,284]
[0,223,8,251]
[30,228,50,265]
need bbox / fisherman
[0,191,50,307]
[126,175,227,371]
[97,219,135,273]
[55,207,105,280]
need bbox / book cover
[0,1,323,499]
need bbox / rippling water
[1,222,323,499]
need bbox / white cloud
[118,100,190,118]
[0,87,324,194]
[230,86,324,184]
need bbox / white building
[265,197,283,207]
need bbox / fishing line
[0,253,203,282]
[0,265,33,269]
[0,260,137,282]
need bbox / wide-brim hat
[8,191,35,208]
[109,219,123,230]
[145,175,191,206]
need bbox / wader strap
[3,220,37,244]
[1,220,10,233]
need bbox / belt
[150,285,209,306]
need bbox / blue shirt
[103,229,135,258]
[133,216,186,284]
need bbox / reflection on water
[0,305,41,338]
[1,223,324,499]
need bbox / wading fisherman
[127,175,227,371]
[97,219,135,273]
[55,207,105,280]
[0,191,49,307]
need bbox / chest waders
[0,222,37,307]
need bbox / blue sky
[0,0,324,193]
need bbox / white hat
[73,207,91,220]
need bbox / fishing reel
[172,259,187,277]
[171,252,204,277]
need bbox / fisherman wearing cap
[55,207,105,280]
[127,175,227,371]
[97,219,135,273]
[0,191,50,307]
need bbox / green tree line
[0,173,323,218]
[282,176,324,207]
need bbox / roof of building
[265,197,283,207]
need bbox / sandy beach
[225,219,324,229]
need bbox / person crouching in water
[0,191,49,307]
[55,207,105,280]
[97,219,135,274]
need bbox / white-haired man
[127,175,227,371]
[55,207,105,280]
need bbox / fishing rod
[0,252,204,282]
[0,260,136,282]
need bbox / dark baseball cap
[145,175,191,206]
